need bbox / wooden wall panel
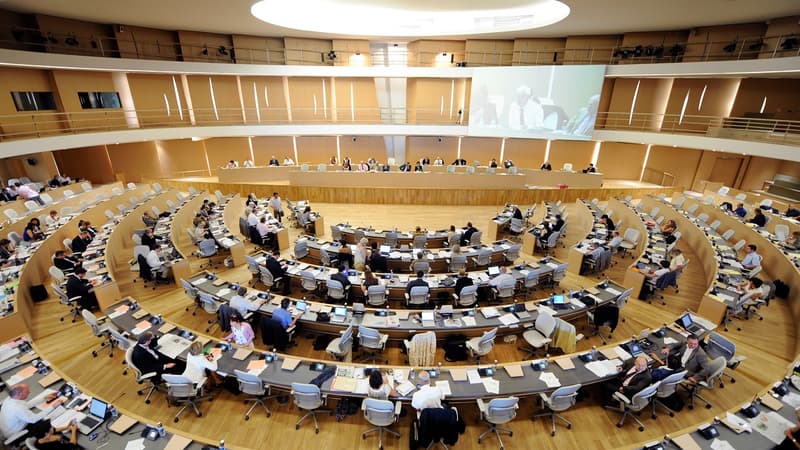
[185,75,241,124]
[251,136,294,165]
[295,136,337,163]
[778,160,800,179]
[563,35,620,64]
[692,151,746,191]
[231,35,285,65]
[16,152,58,182]
[645,146,702,188]
[283,38,332,66]
[761,16,800,59]
[503,139,547,168]
[332,78,380,123]
[406,137,458,164]
[663,78,741,132]
[740,156,783,192]
[178,31,233,63]
[127,73,189,126]
[683,23,767,61]
[107,141,161,182]
[606,77,673,130]
[114,25,179,60]
[0,68,63,137]
[331,40,371,66]
[204,137,252,173]
[459,137,502,166]
[288,77,332,123]
[239,76,287,124]
[512,38,567,65]
[156,139,207,176]
[407,78,457,124]
[547,140,595,171]
[730,78,800,121]
[35,14,115,57]
[50,70,125,130]
[339,136,385,165]
[596,142,646,180]
[53,145,114,183]
[407,40,465,67]
[465,40,514,67]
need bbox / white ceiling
[2,0,799,40]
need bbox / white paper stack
[539,372,561,388]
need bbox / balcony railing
[1,106,798,149]
[2,24,798,67]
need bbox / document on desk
[605,287,622,296]
[125,437,146,450]
[191,277,208,286]
[164,435,192,450]
[482,378,500,394]
[157,335,192,359]
[663,337,678,345]
[330,376,357,392]
[232,348,253,361]
[449,369,467,382]
[462,316,477,327]
[760,394,783,411]
[498,313,519,326]
[723,259,743,269]
[281,357,301,371]
[614,346,633,361]
[354,378,369,395]
[709,438,737,450]
[436,380,452,396]
[481,307,500,319]
[466,369,482,384]
[538,305,557,317]
[109,415,138,434]
[554,358,575,370]
[216,288,231,297]
[585,359,622,377]
[569,298,586,308]
[396,380,416,397]
[539,372,561,388]
[750,411,794,444]
[37,371,62,388]
[8,364,37,384]
[782,392,800,409]
[722,411,751,434]
[671,433,702,450]
[504,364,524,378]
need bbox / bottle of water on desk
[156,422,165,437]
[591,345,597,360]
[218,439,226,450]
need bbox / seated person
[45,210,60,227]
[411,371,444,413]
[452,158,467,166]
[414,161,424,172]
[330,265,352,300]
[668,248,686,272]
[511,205,523,220]
[65,267,99,311]
[736,276,764,303]
[283,155,295,166]
[749,208,767,227]
[740,244,763,270]
[256,216,277,250]
[406,270,429,294]
[488,266,514,289]
[338,239,354,269]
[268,156,279,166]
[23,220,44,242]
[660,219,677,236]
[433,156,444,166]
[301,206,316,235]
[540,161,552,171]
[0,238,16,262]
[141,210,158,229]
[225,313,255,348]
[183,341,222,387]
[607,230,623,250]
[454,269,473,297]
[229,286,265,317]
[265,252,290,295]
[645,260,671,280]
[145,244,171,279]
[70,231,92,254]
[460,222,478,246]
[78,220,96,238]
[362,268,379,291]
[131,332,184,382]
[367,370,397,400]
[399,162,412,172]
[603,356,651,402]
[368,242,387,272]
[409,252,429,273]
[198,232,217,256]
[583,163,597,173]
[0,383,60,440]
[489,158,498,168]
[53,250,81,272]
[503,159,515,169]
[446,225,459,247]
[33,421,81,450]
[271,298,300,332]
[552,214,565,233]
[781,231,800,250]
[733,203,748,218]
[140,228,159,250]
[600,214,615,231]
[786,204,800,218]
[656,334,710,383]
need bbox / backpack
[774,279,790,299]
[444,334,468,362]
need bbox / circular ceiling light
[251,0,570,37]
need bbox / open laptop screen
[421,311,434,321]
[379,245,390,254]
[552,294,566,305]
[295,301,307,312]
[88,398,108,419]
[488,266,500,276]
[333,306,347,317]
[679,313,693,328]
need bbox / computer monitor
[295,300,307,312]
[488,266,500,276]
[421,311,434,321]
[628,342,642,356]
[333,306,347,317]
[679,312,693,328]
[379,245,390,254]
[88,398,108,420]
[552,294,566,306]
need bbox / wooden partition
[606,198,654,297]
[171,192,211,258]
[106,188,176,272]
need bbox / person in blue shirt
[734,203,747,218]
[740,244,763,270]
[271,298,299,330]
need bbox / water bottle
[219,439,226,450]
[272,348,278,362]
[493,359,498,372]
[109,405,118,418]
[591,345,597,360]
[156,422,165,437]
[409,368,415,383]
[543,354,549,369]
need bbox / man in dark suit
[65,267,99,311]
[330,265,352,301]
[53,250,80,272]
[540,161,552,171]
[140,228,159,250]
[265,252,290,294]
[268,156,280,166]
[399,162,412,172]
[70,230,92,253]
[131,332,183,382]
[604,356,652,402]
[460,222,478,246]
[452,158,467,166]
[454,269,473,296]
[660,334,711,383]
[369,242,387,272]
[406,271,429,294]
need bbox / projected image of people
[467,66,606,140]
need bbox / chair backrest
[384,231,398,247]
[8,232,21,245]
[470,231,483,245]
[617,288,633,310]
[358,325,384,349]
[546,231,560,247]
[291,383,323,410]
[657,370,688,398]
[366,285,388,306]
[111,187,123,196]
[317,163,327,172]
[162,374,196,398]
[697,213,709,224]
[705,357,728,387]
[51,283,69,305]
[485,397,519,424]
[152,182,163,193]
[131,233,142,246]
[330,225,342,241]
[449,254,467,271]
[245,255,260,275]
[686,204,698,215]
[63,189,75,197]
[180,278,198,300]
[622,228,640,244]
[505,244,521,261]
[3,209,18,220]
[294,240,309,259]
[650,207,660,218]
[320,248,334,266]
[775,224,790,241]
[495,277,516,299]
[547,384,581,412]
[259,266,275,288]
[353,229,366,242]
[338,325,354,351]
[411,259,430,273]
[629,383,659,411]
[198,292,219,314]
[364,398,397,427]
[407,286,429,305]
[709,220,721,230]
[234,369,266,396]
[535,311,557,337]
[49,266,65,283]
[413,235,427,249]
[509,218,524,233]
[524,270,540,288]
[465,166,475,174]
[457,284,478,306]
[109,329,133,351]
[476,327,498,354]
[166,199,176,210]
[732,239,746,251]
[326,279,346,300]
[562,163,573,171]
[188,186,198,195]
[705,332,735,361]
[721,229,735,240]
[81,309,102,336]
[300,270,317,290]
[476,247,492,265]
[133,244,150,260]
[24,200,38,212]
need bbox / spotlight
[748,39,764,51]
[633,45,643,57]
[669,44,684,57]
[201,46,208,56]
[780,37,799,50]
[217,45,228,55]
[653,45,664,58]
[46,33,58,44]
[723,40,737,53]
[327,50,336,60]
[620,49,630,59]
[65,36,79,46]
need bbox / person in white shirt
[182,342,221,387]
[257,216,276,240]
[668,248,686,272]
[16,184,44,205]
[740,244,762,270]
[0,383,56,439]
[229,286,265,317]
[646,260,671,279]
[222,160,238,169]
[246,208,258,228]
[146,245,170,277]
[242,159,254,168]
[508,85,543,130]
[283,156,295,166]
[411,371,443,413]
[607,231,623,250]
[268,192,284,223]
[488,266,515,288]
[45,210,60,227]
[737,277,765,302]
[433,156,444,166]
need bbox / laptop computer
[331,306,348,323]
[676,312,703,335]
[421,311,435,327]
[379,245,391,255]
[487,266,500,278]
[77,398,108,435]
[552,294,568,309]
[294,300,307,313]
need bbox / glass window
[10,92,57,112]
[77,92,121,109]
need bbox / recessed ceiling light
[251,0,570,37]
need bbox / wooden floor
[29,201,797,450]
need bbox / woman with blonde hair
[353,237,369,271]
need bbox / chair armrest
[394,401,402,416]
[361,399,367,411]
[404,293,410,300]
[243,312,254,320]
[286,325,297,336]
[4,429,28,445]
[476,398,487,413]
[612,391,631,405]
[140,371,158,380]
[538,392,549,405]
